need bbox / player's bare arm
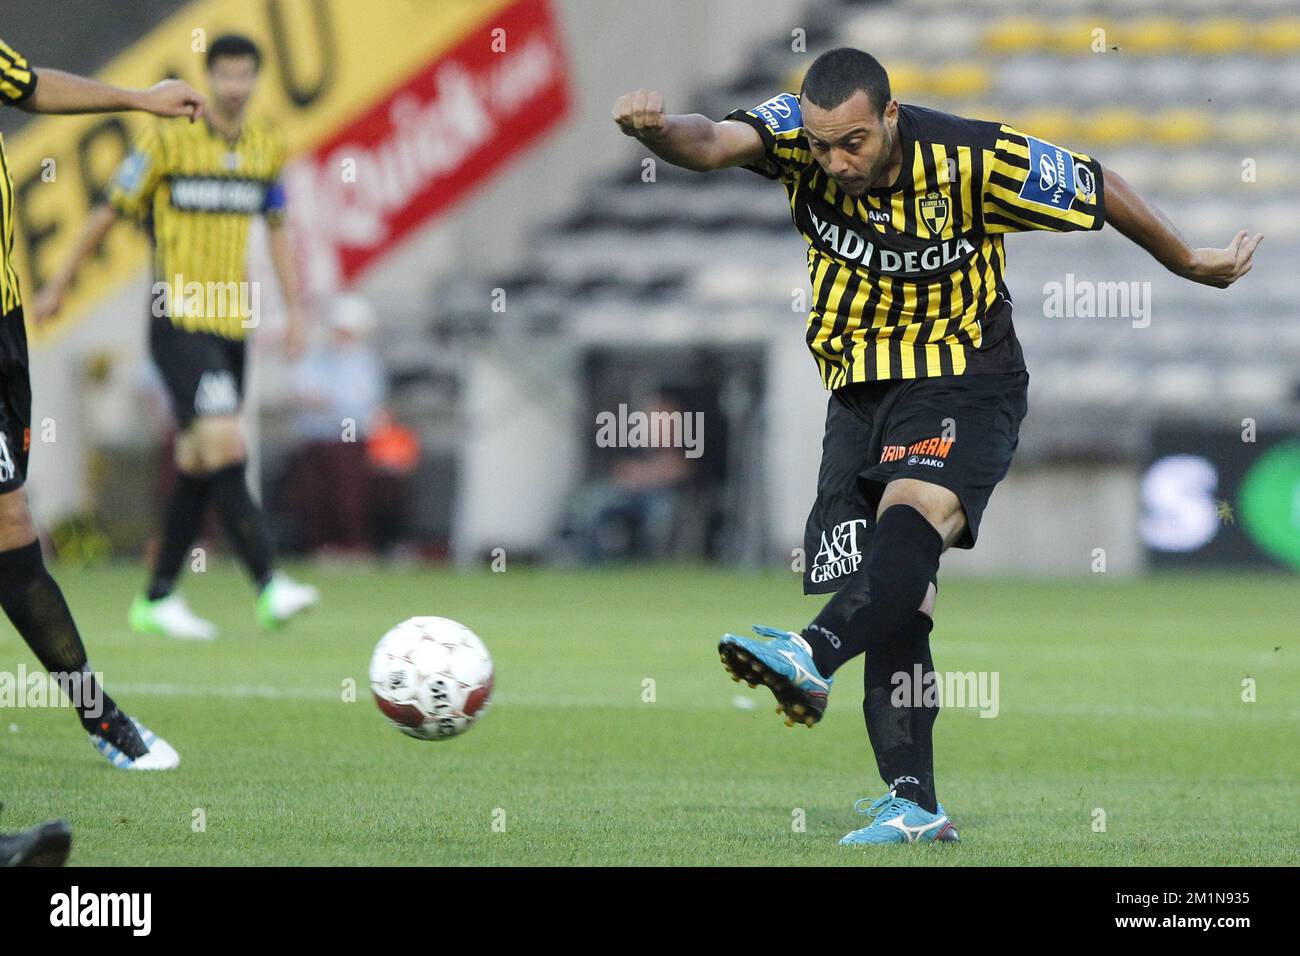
[17,69,203,120]
[268,219,307,360]
[612,89,765,171]
[20,68,203,324]
[30,204,120,324]
[1100,164,1262,289]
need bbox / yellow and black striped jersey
[108,115,287,340]
[725,94,1105,387]
[0,37,38,317]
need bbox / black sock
[865,610,940,813]
[147,473,211,600]
[0,541,120,733]
[208,462,274,591]
[801,505,943,676]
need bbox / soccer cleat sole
[718,643,823,727]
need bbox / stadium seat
[1187,18,1254,55]
[983,17,1056,55]
[1254,17,1300,54]
[1119,17,1190,55]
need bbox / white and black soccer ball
[369,617,494,741]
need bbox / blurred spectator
[285,294,386,555]
[365,408,421,556]
[563,393,697,562]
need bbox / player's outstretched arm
[1101,164,1263,289]
[18,69,203,121]
[612,89,765,172]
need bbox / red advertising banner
[287,0,570,290]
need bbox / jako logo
[50,886,151,936]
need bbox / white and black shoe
[88,708,180,771]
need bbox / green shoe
[128,593,216,641]
[257,573,320,630]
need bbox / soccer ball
[369,617,494,741]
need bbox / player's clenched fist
[612,89,667,138]
[136,78,206,122]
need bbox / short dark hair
[206,34,262,71]
[800,48,891,116]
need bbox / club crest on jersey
[1018,136,1077,211]
[918,191,949,236]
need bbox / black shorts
[803,370,1029,594]
[150,314,247,429]
[0,308,32,502]
[0,307,32,494]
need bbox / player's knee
[878,481,964,548]
[919,580,937,620]
[192,419,246,472]
[0,489,39,551]
[174,434,203,474]
[862,505,943,648]
[198,443,246,473]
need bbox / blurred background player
[614,47,1262,846]
[0,34,202,768]
[33,34,318,640]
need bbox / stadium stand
[438,0,1300,461]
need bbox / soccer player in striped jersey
[1,34,203,770]
[35,34,318,640]
[614,48,1262,846]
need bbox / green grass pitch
[0,563,1295,865]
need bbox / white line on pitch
[105,682,1300,721]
